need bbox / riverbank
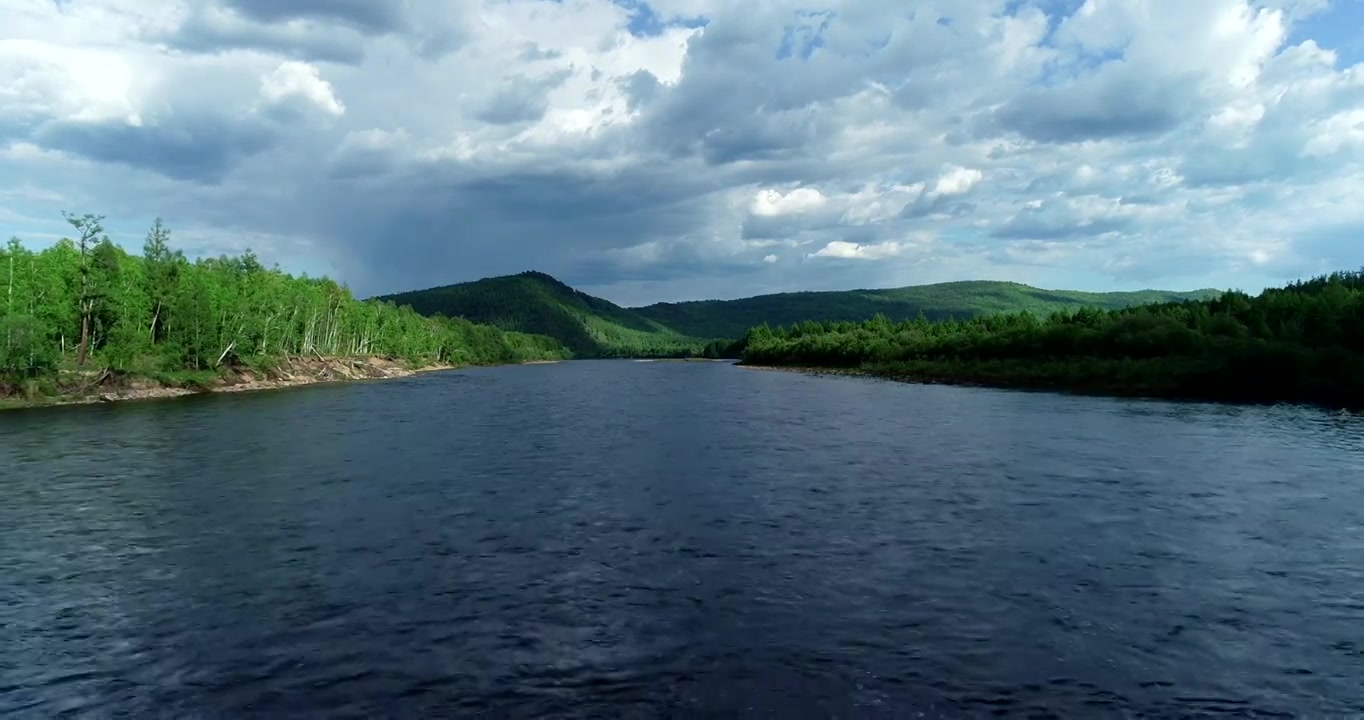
[0,356,547,411]
[739,357,1364,410]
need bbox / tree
[3,237,17,351]
[63,212,108,366]
[142,218,182,347]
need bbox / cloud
[32,115,275,182]
[933,166,984,196]
[218,0,409,34]
[0,38,144,127]
[474,71,573,125]
[259,61,346,117]
[901,165,985,218]
[990,195,1147,241]
[811,240,906,261]
[158,5,370,64]
[750,187,826,216]
[989,1,1289,143]
[2,0,1363,305]
[153,0,472,62]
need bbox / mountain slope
[377,271,710,357]
[631,281,1223,340]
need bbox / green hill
[379,273,1221,358]
[376,271,711,358]
[631,281,1223,340]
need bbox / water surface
[2,361,1362,717]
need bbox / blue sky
[1288,1,1364,64]
[2,0,1362,304]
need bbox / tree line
[634,281,1219,341]
[739,271,1364,408]
[0,214,569,392]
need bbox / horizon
[3,1,1362,306]
[0,226,1281,307]
[380,268,1229,308]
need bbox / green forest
[0,214,568,400]
[378,271,717,358]
[740,271,1364,408]
[634,280,1220,339]
[9,210,1359,410]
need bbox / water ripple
[2,361,1363,716]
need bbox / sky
[1,0,1362,306]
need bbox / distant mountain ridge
[630,281,1223,340]
[377,272,1222,358]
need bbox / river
[2,360,1362,717]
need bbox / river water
[2,360,1362,717]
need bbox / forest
[634,280,1220,340]
[740,271,1364,408]
[0,214,568,399]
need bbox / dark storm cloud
[474,72,572,126]
[310,160,732,295]
[634,71,826,166]
[567,243,764,285]
[987,67,1194,142]
[630,7,836,165]
[155,0,469,63]
[618,70,661,111]
[34,116,275,183]
[696,110,821,165]
[454,165,714,220]
[160,9,368,64]
[219,0,409,34]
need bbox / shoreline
[736,362,1360,411]
[735,362,1206,403]
[1,357,563,412]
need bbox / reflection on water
[2,362,1362,717]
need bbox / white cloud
[811,240,909,261]
[0,39,143,125]
[750,187,827,217]
[260,61,345,116]
[933,166,984,196]
[1303,108,1364,156]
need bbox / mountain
[379,272,1222,358]
[630,281,1224,340]
[376,271,712,358]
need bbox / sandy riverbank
[1,356,500,411]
